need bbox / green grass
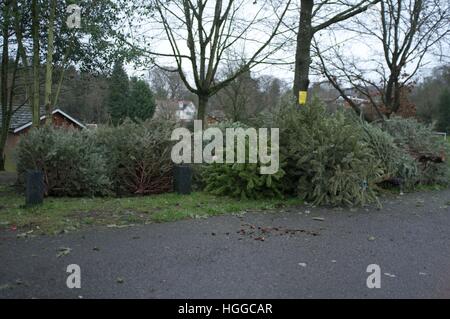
[0,185,304,235]
[414,184,447,192]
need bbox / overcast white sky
[123,0,449,87]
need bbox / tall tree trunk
[0,132,7,171]
[44,0,57,125]
[50,41,72,109]
[197,94,208,121]
[12,0,32,102]
[0,0,11,171]
[31,0,40,127]
[392,79,401,114]
[53,66,66,107]
[384,70,401,116]
[293,0,314,106]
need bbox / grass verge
[0,185,304,235]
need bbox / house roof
[207,109,226,119]
[154,99,197,120]
[0,106,86,133]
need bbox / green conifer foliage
[107,60,130,125]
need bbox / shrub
[380,117,450,185]
[191,163,206,191]
[95,119,176,195]
[202,160,285,200]
[201,122,285,199]
[276,98,383,206]
[16,126,111,196]
[359,120,419,189]
[436,89,450,133]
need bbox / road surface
[1,189,450,298]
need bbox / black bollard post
[173,164,192,195]
[26,170,44,206]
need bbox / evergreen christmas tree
[129,78,156,121]
[107,60,130,125]
[436,89,450,133]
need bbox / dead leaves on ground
[56,247,72,258]
[237,223,320,242]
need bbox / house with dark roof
[154,100,196,121]
[0,106,85,171]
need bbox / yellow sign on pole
[299,91,307,105]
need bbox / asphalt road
[1,189,450,299]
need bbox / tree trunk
[0,0,11,171]
[392,81,401,114]
[1,3,9,109]
[0,154,4,171]
[0,130,8,171]
[197,94,208,121]
[31,0,40,127]
[12,0,32,103]
[44,0,57,125]
[293,0,314,105]
[384,69,401,116]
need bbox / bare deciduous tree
[293,0,380,105]
[148,66,190,100]
[213,60,261,122]
[0,0,29,170]
[315,0,450,118]
[122,0,292,120]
